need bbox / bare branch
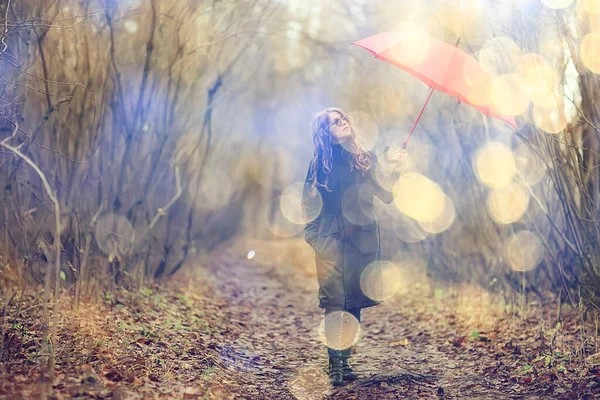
[0,114,19,145]
[1,55,93,91]
[0,122,61,377]
[0,115,104,164]
[0,0,11,57]
[148,165,182,231]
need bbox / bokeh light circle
[360,261,403,302]
[587,9,600,32]
[341,184,376,226]
[124,19,139,34]
[372,141,406,192]
[95,213,135,255]
[265,198,304,238]
[464,67,493,106]
[318,311,361,351]
[486,182,530,224]
[582,0,600,13]
[417,194,456,234]
[474,142,516,189]
[195,169,233,209]
[393,173,445,222]
[505,230,543,271]
[514,143,546,186]
[532,102,568,134]
[516,54,557,107]
[491,74,530,116]
[392,213,429,243]
[580,33,600,74]
[281,182,323,225]
[542,0,574,10]
[479,37,521,75]
[386,27,433,66]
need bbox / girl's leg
[324,307,361,383]
[324,307,361,356]
[324,308,344,386]
[346,307,361,323]
[324,308,344,358]
[341,307,361,381]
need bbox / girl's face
[327,111,352,143]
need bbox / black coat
[302,144,398,309]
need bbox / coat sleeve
[301,161,320,247]
[369,152,400,205]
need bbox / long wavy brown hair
[308,108,372,195]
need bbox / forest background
[2,0,600,396]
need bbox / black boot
[342,355,358,381]
[328,356,344,386]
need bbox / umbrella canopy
[352,31,517,149]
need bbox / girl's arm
[369,152,403,205]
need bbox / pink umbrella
[352,31,518,152]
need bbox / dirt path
[2,239,599,399]
[198,240,600,399]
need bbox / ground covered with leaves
[2,238,600,399]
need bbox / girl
[302,107,407,386]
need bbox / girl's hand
[389,148,407,169]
